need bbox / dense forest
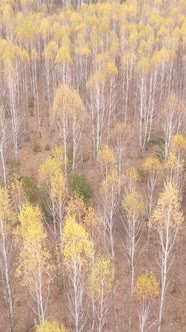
[0,0,185,331]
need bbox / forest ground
[0,101,184,332]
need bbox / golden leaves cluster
[0,186,14,228]
[151,182,183,230]
[16,203,52,286]
[122,190,145,217]
[53,83,85,120]
[98,145,115,172]
[62,215,94,268]
[87,255,114,300]
[143,156,162,174]
[135,272,159,300]
[35,320,68,332]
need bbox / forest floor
[1,104,182,332]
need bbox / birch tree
[143,156,162,223]
[87,255,114,332]
[61,215,94,332]
[99,169,119,259]
[135,272,159,332]
[39,149,68,241]
[122,166,140,195]
[86,71,107,161]
[161,93,182,160]
[98,144,115,182]
[111,121,131,193]
[3,43,21,164]
[151,182,183,332]
[0,106,8,189]
[16,203,52,324]
[170,134,186,164]
[0,186,15,332]
[53,83,86,173]
[122,190,145,331]
[8,174,26,214]
[30,48,41,137]
[122,190,145,295]
[163,152,185,198]
[83,206,103,249]
[135,55,151,154]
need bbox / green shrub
[148,133,165,161]
[155,145,165,162]
[148,133,165,146]
[138,168,146,181]
[68,173,91,204]
[22,176,38,203]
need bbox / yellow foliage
[128,30,138,47]
[35,320,68,332]
[51,23,66,41]
[40,17,51,39]
[8,173,26,212]
[17,203,51,286]
[151,182,183,229]
[163,152,185,192]
[122,52,136,67]
[157,25,168,37]
[139,39,151,52]
[99,15,110,34]
[3,4,14,23]
[55,46,71,64]
[31,48,39,61]
[164,152,183,173]
[151,51,162,68]
[106,61,118,76]
[43,41,57,61]
[88,255,114,300]
[65,194,87,223]
[136,56,150,74]
[61,34,71,51]
[39,157,61,185]
[20,48,30,63]
[17,203,45,244]
[53,83,85,119]
[83,206,102,233]
[109,34,119,56]
[106,168,118,186]
[75,44,91,56]
[86,71,106,89]
[52,145,67,170]
[170,134,186,155]
[70,12,83,25]
[159,47,170,63]
[100,168,119,194]
[15,18,36,43]
[122,167,139,189]
[154,0,162,5]
[143,156,162,174]
[62,215,94,267]
[135,272,159,300]
[50,171,68,202]
[0,186,14,225]
[96,52,109,64]
[98,145,115,170]
[122,190,145,217]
